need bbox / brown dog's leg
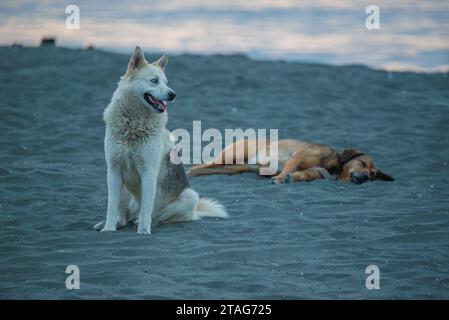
[187,163,222,176]
[187,163,222,177]
[188,164,258,177]
[271,158,300,184]
[188,140,260,177]
[288,168,325,183]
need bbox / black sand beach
[0,46,448,299]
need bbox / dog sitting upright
[188,139,394,184]
[94,47,227,234]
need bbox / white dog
[94,46,227,234]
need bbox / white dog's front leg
[102,165,123,231]
[137,167,158,234]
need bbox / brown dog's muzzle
[350,172,369,184]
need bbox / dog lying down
[188,139,394,184]
[94,47,227,234]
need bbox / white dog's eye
[151,78,159,84]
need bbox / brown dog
[187,139,394,184]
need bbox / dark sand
[0,46,448,299]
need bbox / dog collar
[339,152,366,167]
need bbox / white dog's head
[120,46,176,113]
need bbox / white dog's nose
[168,91,176,101]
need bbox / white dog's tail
[194,198,228,220]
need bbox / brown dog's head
[338,149,394,184]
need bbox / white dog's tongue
[149,95,167,111]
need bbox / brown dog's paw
[270,177,279,184]
[271,175,288,184]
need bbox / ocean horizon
[1,0,448,72]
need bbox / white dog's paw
[100,224,117,232]
[137,226,151,235]
[93,221,106,231]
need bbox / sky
[0,0,448,71]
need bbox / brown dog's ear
[376,170,394,181]
[339,149,363,164]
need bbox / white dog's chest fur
[104,92,172,191]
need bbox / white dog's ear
[153,53,169,71]
[126,46,147,74]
